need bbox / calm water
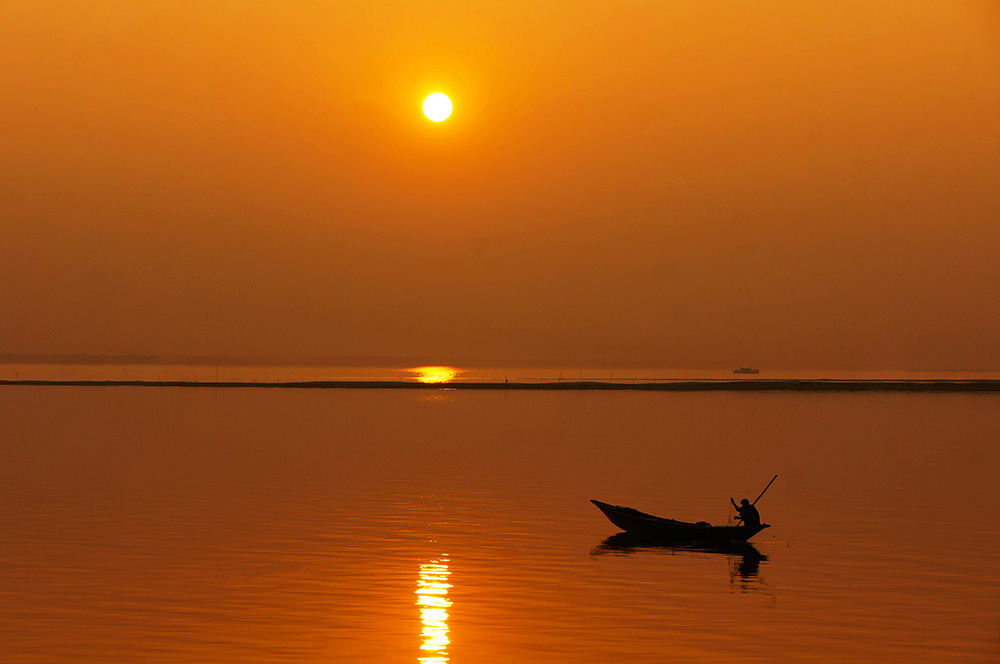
[1,383,998,662]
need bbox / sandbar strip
[2,379,1000,392]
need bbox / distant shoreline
[2,379,1000,393]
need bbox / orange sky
[2,1,999,368]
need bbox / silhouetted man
[731,497,761,528]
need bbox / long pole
[752,474,778,506]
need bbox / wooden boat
[732,367,760,374]
[590,499,769,543]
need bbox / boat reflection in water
[415,557,452,663]
[592,533,768,588]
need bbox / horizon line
[3,378,1000,393]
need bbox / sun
[422,92,453,122]
[411,366,460,383]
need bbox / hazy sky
[2,1,999,368]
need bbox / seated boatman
[730,497,761,528]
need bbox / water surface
[1,385,998,662]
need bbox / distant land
[3,378,1000,393]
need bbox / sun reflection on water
[411,367,460,383]
[416,558,452,663]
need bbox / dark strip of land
[2,379,1000,392]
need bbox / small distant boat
[590,499,769,543]
[732,367,760,374]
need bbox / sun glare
[422,93,453,122]
[416,558,451,663]
[412,366,460,383]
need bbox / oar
[752,474,778,507]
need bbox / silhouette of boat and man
[590,475,778,579]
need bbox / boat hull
[590,499,769,543]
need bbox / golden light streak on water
[416,558,452,663]
[411,367,460,383]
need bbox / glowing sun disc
[412,366,459,383]
[422,93,453,122]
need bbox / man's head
[740,498,750,506]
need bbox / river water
[1,381,998,662]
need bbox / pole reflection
[415,557,452,663]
